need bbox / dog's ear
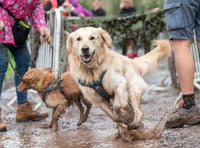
[43,68,53,73]
[66,32,74,52]
[22,69,41,81]
[97,27,112,49]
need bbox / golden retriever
[18,68,92,131]
[66,27,170,129]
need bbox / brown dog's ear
[43,68,53,73]
[97,27,112,49]
[66,32,74,53]
[22,68,41,81]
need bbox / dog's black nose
[81,45,89,54]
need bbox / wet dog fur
[18,68,92,131]
[66,27,171,129]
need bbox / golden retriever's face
[67,27,112,64]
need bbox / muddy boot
[166,106,200,128]
[16,102,48,122]
[0,108,7,131]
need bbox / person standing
[118,0,136,16]
[0,0,51,131]
[164,0,200,128]
[91,0,106,17]
[70,0,93,17]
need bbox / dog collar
[34,80,41,89]
[78,70,112,99]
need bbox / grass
[6,51,15,78]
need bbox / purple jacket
[70,0,93,17]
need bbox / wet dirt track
[1,59,200,148]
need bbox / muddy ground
[1,59,200,148]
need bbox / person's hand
[0,20,4,31]
[39,26,51,44]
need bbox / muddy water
[1,59,200,148]
[0,104,158,148]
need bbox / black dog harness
[42,76,70,106]
[78,70,112,99]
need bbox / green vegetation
[64,10,165,54]
[6,51,15,77]
[79,0,165,15]
[79,0,91,9]
[42,0,165,16]
[133,0,165,13]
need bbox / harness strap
[78,70,112,99]
[41,76,72,105]
[58,81,72,107]
[42,76,62,102]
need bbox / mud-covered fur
[18,68,92,131]
[67,27,171,129]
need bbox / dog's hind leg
[81,95,92,124]
[52,104,66,131]
[74,98,85,126]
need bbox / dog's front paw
[77,121,83,126]
[127,109,143,130]
[114,106,134,124]
[127,121,144,130]
[52,124,58,131]
[134,109,143,123]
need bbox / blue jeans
[0,43,30,105]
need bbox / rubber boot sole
[0,126,7,132]
[16,114,49,122]
[16,117,47,122]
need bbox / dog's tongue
[83,54,91,61]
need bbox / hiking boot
[16,102,48,122]
[166,106,200,128]
[0,123,6,132]
[0,108,6,132]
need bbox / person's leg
[166,39,200,128]
[8,44,30,105]
[165,0,200,128]
[0,46,8,131]
[171,39,194,94]
[7,43,48,122]
[172,39,196,110]
[0,47,9,97]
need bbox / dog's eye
[77,37,81,41]
[90,36,95,40]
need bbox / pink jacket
[0,0,47,45]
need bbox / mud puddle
[1,59,200,148]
